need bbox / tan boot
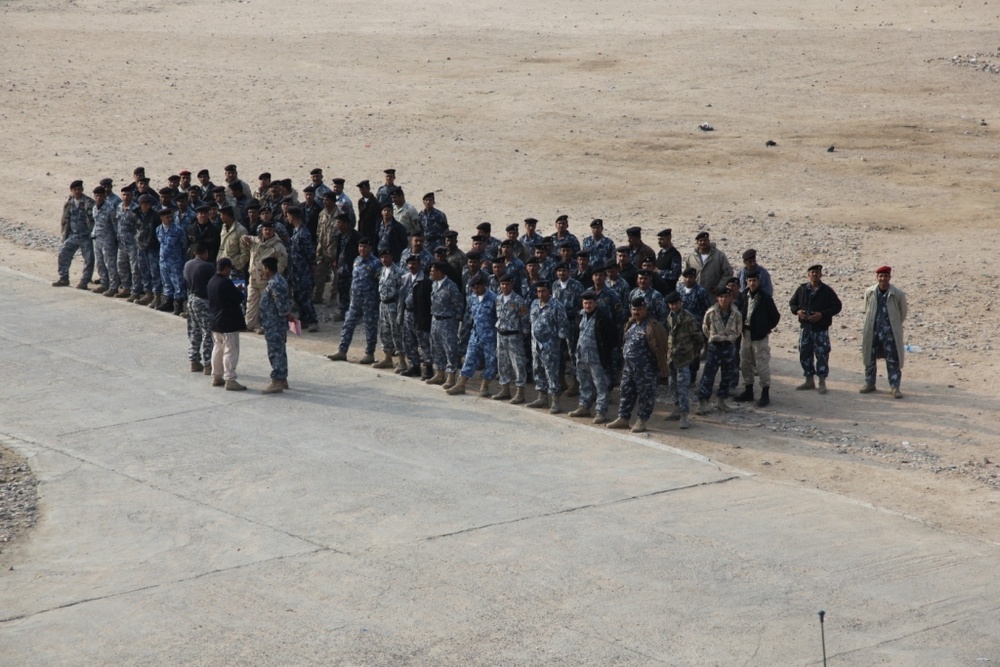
[280,379,289,389]
[696,398,713,415]
[606,416,630,429]
[593,412,608,425]
[212,375,225,387]
[526,392,548,408]
[631,419,647,433]
[568,405,592,418]
[492,383,511,400]
[91,285,108,294]
[394,357,408,374]
[548,393,563,414]
[190,361,204,373]
[261,380,284,395]
[425,370,446,385]
[148,294,163,309]
[817,377,828,394]
[372,351,394,369]
[203,365,212,376]
[478,378,491,397]
[358,353,376,365]
[114,288,131,298]
[891,386,903,399]
[565,375,579,398]
[137,293,154,306]
[327,350,348,361]
[447,375,468,395]
[509,386,525,405]
[796,376,816,391]
[442,373,457,390]
[225,380,247,391]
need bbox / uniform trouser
[430,317,460,373]
[187,295,213,365]
[57,234,94,283]
[137,248,161,294]
[865,332,901,388]
[294,275,318,325]
[668,363,693,414]
[531,339,561,394]
[496,333,527,387]
[618,358,657,421]
[698,341,739,399]
[798,328,831,378]
[118,243,139,293]
[313,260,333,303]
[577,358,610,415]
[263,323,288,380]
[378,302,403,353]
[336,270,352,315]
[245,284,262,330]
[402,311,431,367]
[159,256,186,299]
[339,293,379,355]
[740,335,772,388]
[461,332,497,380]
[211,332,240,381]
[559,326,578,381]
[94,236,120,289]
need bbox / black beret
[138,194,155,203]
[505,223,519,232]
[808,264,823,272]
[434,246,447,253]
[212,186,226,194]
[157,206,174,216]
[357,180,370,188]
[280,196,293,203]
[499,273,514,283]
[535,280,551,288]
[431,261,449,272]
[384,168,396,175]
[133,167,146,175]
[443,230,458,238]
[580,290,597,300]
[625,226,642,236]
[258,172,271,180]
[269,181,283,188]
[286,206,302,217]
[716,287,731,296]
[410,229,424,237]
[92,186,106,195]
[657,228,672,237]
[323,191,337,200]
[469,273,485,287]
[137,177,150,184]
[500,239,513,247]
[406,255,422,263]
[167,174,180,182]
[310,168,323,175]
[615,245,630,253]
[682,267,698,277]
[742,248,757,261]
[590,218,603,228]
[99,178,113,186]
[590,262,607,273]
[665,291,681,303]
[630,296,647,308]
[280,178,292,188]
[334,212,349,221]
[357,237,372,246]
[576,253,590,261]
[246,200,261,210]
[554,262,569,271]
[380,201,393,210]
[637,269,653,277]
[332,178,346,186]
[197,169,210,177]
[224,164,237,172]
[302,185,316,193]
[259,220,274,228]
[555,214,568,222]
[219,205,235,216]
[523,217,538,224]
[379,248,392,257]
[466,250,482,260]
[695,231,710,240]
[525,257,539,265]
[159,187,174,196]
[726,277,739,285]
[471,235,487,243]
[195,204,211,213]
[422,192,435,200]
[476,222,491,231]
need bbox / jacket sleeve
[823,287,843,318]
[897,289,908,322]
[766,295,781,330]
[789,286,802,315]
[60,199,70,239]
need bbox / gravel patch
[0,217,62,251]
[0,443,39,558]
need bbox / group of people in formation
[52,164,909,428]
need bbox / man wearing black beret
[53,180,96,288]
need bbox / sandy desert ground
[1,0,999,548]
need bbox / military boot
[733,385,755,403]
[173,298,185,316]
[442,373,457,390]
[394,357,408,374]
[631,419,647,433]
[526,392,548,408]
[358,353,376,365]
[446,376,468,395]
[372,351,394,369]
[606,416,630,429]
[401,364,422,377]
[203,365,213,376]
[139,293,155,307]
[115,288,131,298]
[103,287,118,298]
[756,386,770,407]
[212,375,225,387]
[679,414,691,429]
[478,378,491,397]
[52,278,70,287]
[568,405,592,418]
[224,380,247,391]
[425,370,446,385]
[565,375,579,398]
[280,379,289,389]
[491,383,511,400]
[796,376,816,391]
[717,397,732,413]
[891,386,903,399]
[696,398,713,415]
[592,412,608,425]
[327,350,348,361]
[157,296,174,312]
[148,294,162,309]
[509,386,526,405]
[91,284,108,294]
[261,380,284,395]
[126,292,140,303]
[548,393,563,414]
[420,363,434,380]
[190,361,204,373]
[663,406,681,421]
[817,377,828,394]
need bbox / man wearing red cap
[861,266,908,398]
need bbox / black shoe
[733,385,755,403]
[756,386,770,407]
[401,365,421,377]
[420,363,434,381]
[157,297,175,312]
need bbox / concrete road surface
[0,265,998,666]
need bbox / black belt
[381,298,397,304]
[497,330,520,336]
[433,315,452,320]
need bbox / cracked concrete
[1,265,999,664]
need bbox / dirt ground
[1,0,999,546]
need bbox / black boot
[401,363,421,377]
[733,384,755,403]
[756,386,770,407]
[157,297,175,312]
[420,363,434,381]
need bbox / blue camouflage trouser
[496,333,527,387]
[378,302,403,354]
[798,328,831,378]
[187,295,213,365]
[402,311,431,367]
[430,317,460,373]
[866,330,901,389]
[118,242,139,293]
[618,359,657,421]
[698,341,739,400]
[577,359,610,415]
[264,323,288,380]
[160,257,186,300]
[339,291,378,355]
[532,339,561,394]
[94,236,119,290]
[669,363,693,414]
[461,332,497,380]
[138,248,161,294]
[57,234,94,283]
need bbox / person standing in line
[327,238,381,364]
[259,256,294,395]
[448,273,498,396]
[789,264,843,394]
[53,180,95,289]
[526,281,569,414]
[860,266,908,398]
[184,243,216,375]
[663,291,703,429]
[568,290,616,424]
[372,249,406,370]
[607,297,670,433]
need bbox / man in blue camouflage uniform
[789,264,842,395]
[53,180,95,289]
[475,222,502,260]
[519,218,545,257]
[582,218,616,269]
[334,214,361,321]
[328,238,381,364]
[448,273,498,397]
[534,242,558,283]
[527,281,569,414]
[376,168,397,207]
[607,297,666,433]
[89,186,120,297]
[331,178,356,228]
[418,192,449,250]
[286,207,319,332]
[549,214,581,253]
[376,201,408,262]
[134,194,162,307]
[398,254,433,378]
[569,290,616,424]
[493,273,530,404]
[260,256,293,395]
[115,188,141,300]
[498,240,526,292]
[629,270,668,323]
[697,288,743,414]
[308,168,333,203]
[553,263,585,397]
[504,224,530,263]
[184,243,216,374]
[373,249,405,370]
[100,178,121,210]
[425,261,465,388]
[399,231,435,273]
[156,206,188,315]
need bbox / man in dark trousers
[789,264,842,395]
[207,257,248,391]
[734,269,781,407]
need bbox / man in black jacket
[208,257,248,391]
[789,264,842,394]
[568,290,617,423]
[398,254,434,378]
[735,270,781,407]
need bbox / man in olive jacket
[735,269,781,407]
[663,291,702,429]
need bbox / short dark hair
[261,257,279,272]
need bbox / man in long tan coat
[860,266,908,398]
[240,221,288,333]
